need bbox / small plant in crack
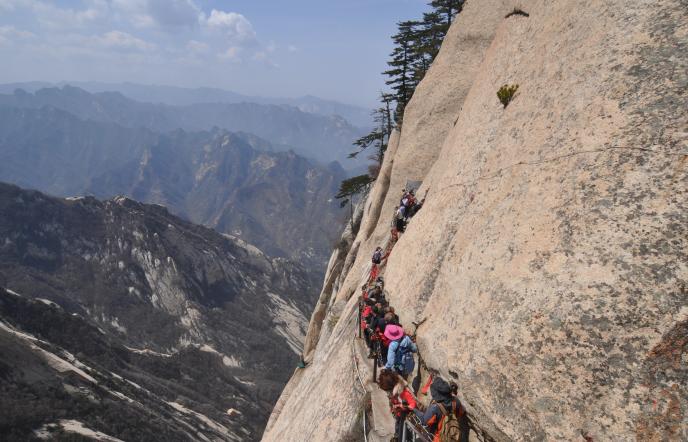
[497,84,519,108]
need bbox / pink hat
[384,324,404,341]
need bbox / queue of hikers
[358,187,468,442]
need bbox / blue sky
[0,0,429,107]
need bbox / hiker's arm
[423,404,440,426]
[384,342,397,370]
[402,390,417,409]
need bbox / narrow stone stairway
[352,335,396,441]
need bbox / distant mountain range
[0,81,360,441]
[0,81,373,127]
[0,85,367,167]
[0,182,318,441]
[0,105,346,269]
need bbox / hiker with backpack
[414,377,464,442]
[384,324,418,379]
[378,369,418,442]
[404,189,417,218]
[395,205,407,233]
[371,246,384,265]
[367,280,384,303]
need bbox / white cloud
[186,39,209,54]
[0,25,36,40]
[0,0,30,12]
[31,0,107,29]
[96,31,156,52]
[218,46,241,62]
[206,10,256,42]
[0,25,36,46]
[287,45,298,53]
[111,0,202,31]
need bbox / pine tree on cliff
[349,92,394,176]
[429,0,464,31]
[412,1,464,81]
[384,20,421,124]
[335,174,374,226]
[410,11,444,83]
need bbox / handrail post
[372,339,379,383]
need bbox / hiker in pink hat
[384,324,417,378]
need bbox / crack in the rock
[440,145,688,192]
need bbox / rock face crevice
[263,0,687,440]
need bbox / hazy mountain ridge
[0,81,373,128]
[0,182,318,440]
[0,106,346,268]
[0,85,367,166]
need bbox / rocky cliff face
[263,1,687,440]
[0,182,318,440]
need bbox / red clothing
[390,386,417,417]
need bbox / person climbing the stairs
[379,369,417,442]
[372,246,384,265]
[383,306,399,325]
[367,280,384,304]
[395,205,407,233]
[384,324,418,378]
[403,189,416,219]
[414,377,464,442]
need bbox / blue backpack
[393,336,416,376]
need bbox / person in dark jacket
[384,306,400,325]
[395,205,406,232]
[372,309,388,334]
[372,246,383,264]
[414,377,462,437]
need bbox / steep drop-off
[264,0,687,440]
[0,183,318,440]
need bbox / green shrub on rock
[497,84,519,108]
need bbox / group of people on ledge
[394,188,425,234]
[361,241,468,442]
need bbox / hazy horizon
[0,0,429,108]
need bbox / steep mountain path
[351,234,396,441]
[352,217,419,441]
[354,208,481,442]
[351,336,395,441]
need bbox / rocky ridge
[0,86,367,166]
[263,0,687,440]
[0,182,318,440]
[0,107,346,269]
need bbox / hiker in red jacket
[379,369,417,442]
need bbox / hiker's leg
[394,415,404,441]
[459,412,470,442]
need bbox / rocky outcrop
[264,0,687,440]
